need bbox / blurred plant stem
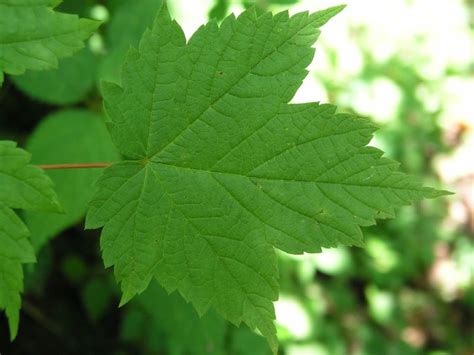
[22,299,62,337]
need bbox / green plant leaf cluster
[0,0,100,86]
[7,0,164,105]
[0,141,61,340]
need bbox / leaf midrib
[0,28,87,46]
[145,160,428,192]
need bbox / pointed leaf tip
[310,4,347,28]
[328,4,348,14]
[425,188,454,199]
[6,307,19,341]
[119,289,134,307]
[159,0,169,14]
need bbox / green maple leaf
[0,141,61,340]
[86,5,448,352]
[0,0,100,86]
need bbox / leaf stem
[22,299,63,337]
[37,163,113,170]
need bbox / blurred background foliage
[0,0,473,354]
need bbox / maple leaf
[0,141,61,340]
[86,5,447,352]
[0,0,100,86]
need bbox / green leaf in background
[241,0,299,11]
[0,0,100,86]
[100,0,163,83]
[231,326,272,355]
[209,0,229,21]
[81,274,116,322]
[0,141,61,340]
[86,5,449,352]
[23,110,119,252]
[12,48,98,105]
[267,0,299,4]
[122,281,226,355]
[56,0,96,17]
